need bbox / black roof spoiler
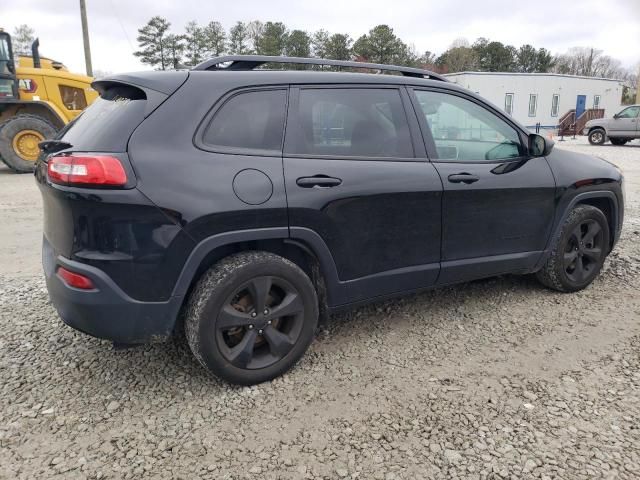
[192,55,447,82]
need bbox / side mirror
[529,133,554,157]
[613,113,619,119]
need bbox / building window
[528,94,538,117]
[594,95,601,109]
[551,94,560,117]
[504,93,514,115]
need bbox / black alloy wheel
[216,276,305,370]
[563,219,604,283]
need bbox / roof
[444,71,623,82]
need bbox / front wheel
[588,129,606,145]
[185,251,318,385]
[536,205,609,292]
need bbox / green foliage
[132,17,628,79]
[134,16,172,70]
[184,21,207,67]
[352,25,408,65]
[325,34,352,61]
[285,30,311,58]
[203,21,226,57]
[12,24,35,56]
[228,22,249,55]
[255,22,288,56]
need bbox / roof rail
[192,55,448,82]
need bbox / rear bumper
[43,237,183,344]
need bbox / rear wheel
[0,114,57,172]
[536,205,609,292]
[185,251,318,385]
[610,138,627,146]
[587,129,606,145]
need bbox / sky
[3,0,639,76]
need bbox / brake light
[57,267,95,290]
[48,155,127,186]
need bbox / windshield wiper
[38,139,72,154]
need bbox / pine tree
[203,21,227,57]
[134,16,171,70]
[184,21,207,66]
[228,22,249,55]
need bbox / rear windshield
[58,85,147,152]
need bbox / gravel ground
[1,137,640,479]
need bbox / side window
[290,88,413,158]
[528,94,537,117]
[617,106,639,119]
[551,94,560,117]
[504,93,513,115]
[203,89,287,152]
[414,90,524,162]
[59,85,88,110]
[593,95,600,109]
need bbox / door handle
[296,175,342,188]
[448,173,479,184]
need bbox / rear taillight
[47,155,127,186]
[57,267,95,290]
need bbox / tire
[609,138,627,146]
[536,205,609,292]
[0,114,58,173]
[587,129,606,145]
[185,251,319,385]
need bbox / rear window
[58,85,147,152]
[201,89,287,153]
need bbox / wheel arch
[0,101,66,130]
[171,228,339,327]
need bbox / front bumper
[43,237,183,345]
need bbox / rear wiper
[39,140,73,154]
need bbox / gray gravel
[1,137,640,479]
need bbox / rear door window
[201,89,287,154]
[58,84,147,152]
[288,88,413,158]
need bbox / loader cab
[0,31,18,99]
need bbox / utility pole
[79,0,93,76]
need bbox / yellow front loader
[0,30,97,172]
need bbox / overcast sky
[3,0,639,75]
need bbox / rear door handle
[296,175,342,188]
[448,173,479,184]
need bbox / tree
[134,16,172,70]
[285,30,311,59]
[165,34,185,69]
[255,22,288,56]
[535,48,554,72]
[246,20,264,54]
[203,21,226,57]
[516,44,537,72]
[473,38,516,72]
[325,33,352,61]
[553,47,623,78]
[228,21,249,55]
[183,21,207,66]
[352,25,407,65]
[436,45,478,72]
[12,24,35,56]
[311,29,330,58]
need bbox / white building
[445,72,624,130]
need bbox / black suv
[36,56,624,385]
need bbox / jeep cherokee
[36,55,625,385]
